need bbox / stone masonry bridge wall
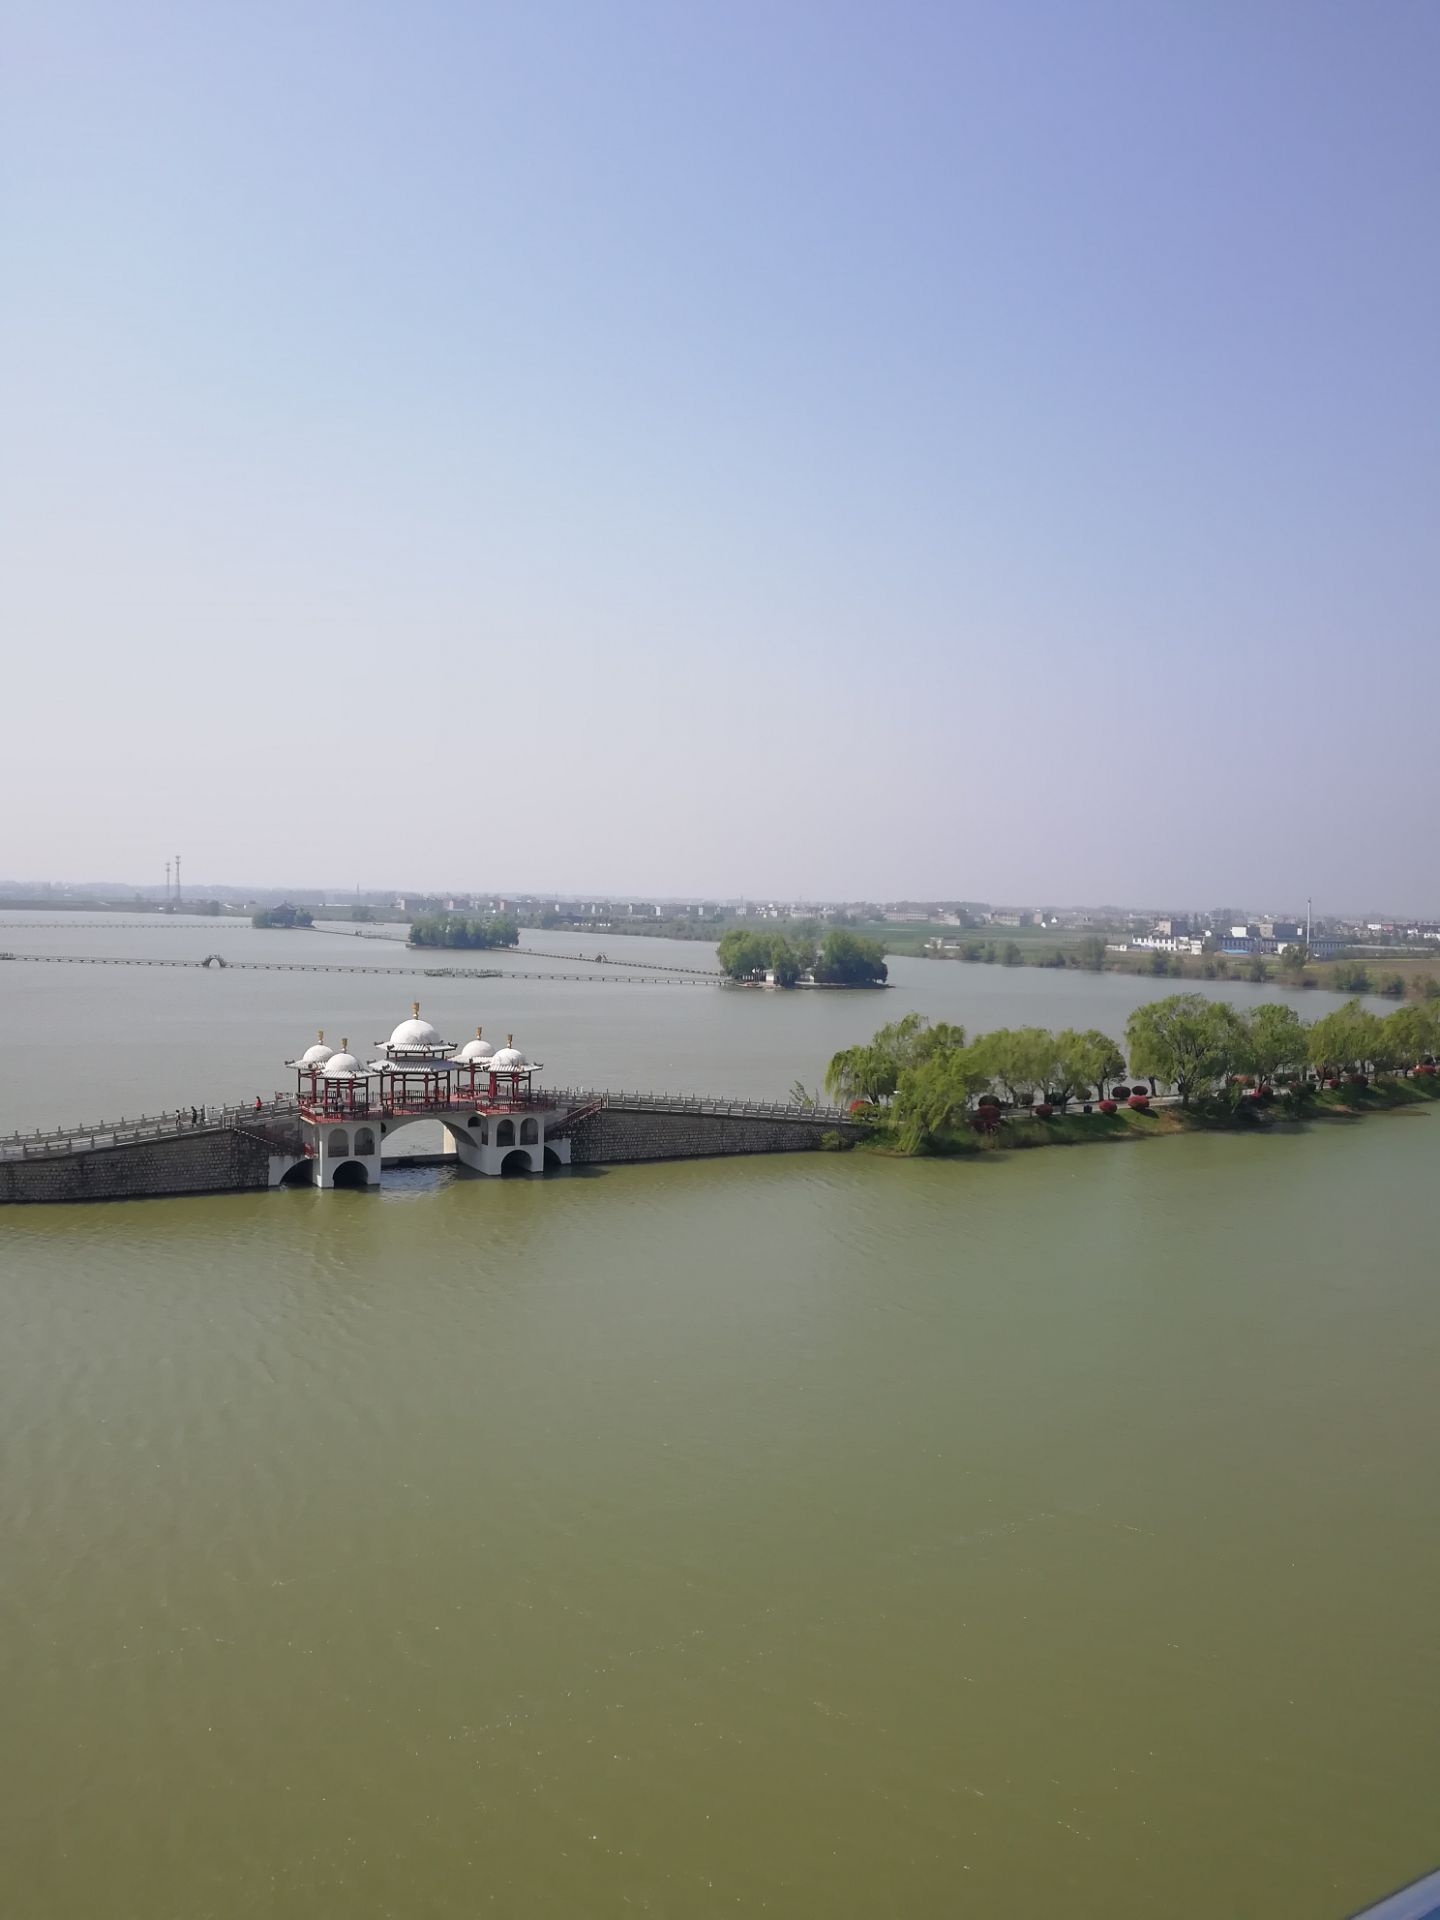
[567,1104,859,1166]
[0,1125,301,1205]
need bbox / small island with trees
[718,926,888,988]
[407,912,519,951]
[251,902,314,930]
[822,996,1440,1156]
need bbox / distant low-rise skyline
[4,874,1440,926]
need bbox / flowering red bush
[1128,1094,1150,1111]
[1033,1103,1053,1119]
[1098,1099,1118,1114]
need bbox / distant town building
[1130,934,1205,955]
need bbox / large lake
[2,915,1436,1917]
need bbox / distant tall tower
[1306,896,1312,947]
[174,853,182,905]
[165,859,172,904]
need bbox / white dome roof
[300,1042,333,1067]
[388,1016,445,1052]
[489,1045,526,1070]
[457,1037,493,1063]
[323,1051,365,1079]
[385,1013,449,1059]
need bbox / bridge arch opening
[500,1148,534,1176]
[331,1160,369,1189]
[543,1146,564,1170]
[279,1160,315,1188]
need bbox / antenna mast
[174,853,182,905]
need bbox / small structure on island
[281,1005,579,1190]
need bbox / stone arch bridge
[0,1092,863,1204]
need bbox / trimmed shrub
[1128,1094,1150,1111]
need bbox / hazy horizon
[2,872,1435,924]
[6,3,1437,903]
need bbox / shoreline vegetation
[818,998,1440,1158]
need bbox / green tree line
[828,997,1440,1153]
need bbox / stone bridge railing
[545,1088,856,1124]
[0,1097,302,1162]
[0,1088,853,1163]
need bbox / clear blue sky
[4,1,1437,909]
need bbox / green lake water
[1,917,1437,1916]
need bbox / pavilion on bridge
[281,1004,575,1189]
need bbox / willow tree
[824,1014,965,1107]
[890,1048,992,1153]
[1055,1028,1125,1106]
[1384,1002,1440,1066]
[1244,1004,1310,1083]
[1125,994,1248,1105]
[1307,1000,1384,1079]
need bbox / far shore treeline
[717,926,888,987]
[928,932,1440,1000]
[825,998,1440,1155]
